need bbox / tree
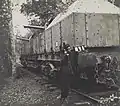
[114,0,120,7]
[0,0,13,77]
[20,0,76,26]
[20,0,61,26]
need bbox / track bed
[24,67,120,105]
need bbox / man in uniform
[59,43,72,105]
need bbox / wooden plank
[45,28,52,52]
[52,23,61,52]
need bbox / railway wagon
[23,0,120,61]
[20,0,120,68]
[35,0,120,59]
[20,0,120,91]
[44,0,120,52]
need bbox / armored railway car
[20,0,120,92]
[21,0,120,57]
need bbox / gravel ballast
[0,68,60,106]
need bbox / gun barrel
[24,25,45,30]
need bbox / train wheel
[49,69,58,79]
[43,65,50,76]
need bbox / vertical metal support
[51,27,53,51]
[73,13,76,46]
[50,27,54,59]
[60,22,62,50]
[38,34,41,53]
[40,33,43,53]
[118,15,120,45]
[84,13,88,47]
[44,31,46,53]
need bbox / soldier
[59,43,72,105]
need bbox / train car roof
[46,0,120,29]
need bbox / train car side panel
[74,13,86,46]
[40,33,45,53]
[21,42,25,54]
[118,15,120,45]
[36,36,40,54]
[25,41,30,54]
[45,28,52,53]
[37,34,41,54]
[30,38,34,54]
[35,36,37,53]
[52,23,61,52]
[86,14,119,47]
[61,14,74,47]
[33,36,36,54]
[36,36,39,54]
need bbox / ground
[0,67,120,106]
[0,68,60,106]
[0,68,87,106]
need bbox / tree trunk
[0,0,14,78]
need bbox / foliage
[114,0,120,7]
[20,0,61,26]
[20,0,77,26]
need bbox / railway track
[47,83,120,106]
[19,67,120,106]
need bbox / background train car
[21,40,30,55]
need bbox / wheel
[43,65,50,76]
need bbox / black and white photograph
[0,0,120,106]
